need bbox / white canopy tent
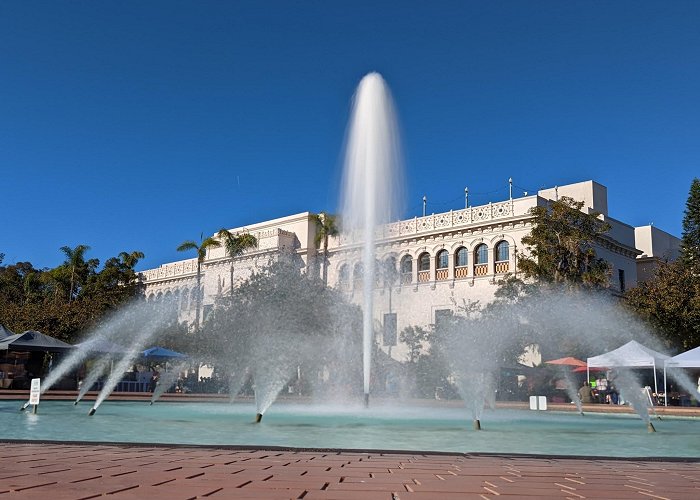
[663,345,700,406]
[587,340,670,399]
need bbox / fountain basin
[2,400,698,458]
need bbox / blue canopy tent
[0,330,73,353]
[0,324,15,340]
[142,347,188,361]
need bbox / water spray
[364,393,369,408]
[340,72,402,403]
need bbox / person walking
[578,382,593,404]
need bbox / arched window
[180,289,190,311]
[495,241,509,262]
[418,252,430,271]
[495,241,510,273]
[436,250,449,269]
[400,255,412,274]
[418,252,430,283]
[338,264,349,286]
[435,249,449,280]
[474,244,488,276]
[455,247,468,267]
[400,255,412,284]
[382,256,397,286]
[474,244,488,265]
[353,262,364,283]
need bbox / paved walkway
[0,443,698,499]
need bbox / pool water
[1,400,698,458]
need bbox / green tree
[217,229,257,299]
[59,244,97,302]
[177,235,221,331]
[681,178,700,269]
[199,256,363,397]
[118,251,145,270]
[313,212,339,285]
[626,260,700,350]
[518,196,611,288]
[399,325,429,364]
[0,248,145,343]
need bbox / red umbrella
[544,357,587,368]
[572,366,607,373]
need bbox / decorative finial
[422,195,427,217]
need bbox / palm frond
[177,240,198,252]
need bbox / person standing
[578,382,593,404]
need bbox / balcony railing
[495,261,509,273]
[455,266,469,279]
[417,271,430,283]
[474,264,488,276]
[436,269,448,281]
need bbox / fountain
[339,72,403,407]
[8,74,699,459]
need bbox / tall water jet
[340,72,403,405]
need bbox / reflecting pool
[2,400,698,458]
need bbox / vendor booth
[663,345,700,406]
[587,340,670,401]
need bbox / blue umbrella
[142,346,188,361]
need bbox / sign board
[529,395,547,411]
[529,395,538,410]
[29,378,41,405]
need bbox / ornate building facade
[139,180,679,361]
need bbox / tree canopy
[680,178,700,269]
[0,247,144,343]
[518,196,612,288]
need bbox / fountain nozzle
[364,393,369,408]
[20,402,30,412]
[149,401,154,406]
[88,408,96,416]
[647,422,656,433]
[473,419,481,431]
[255,413,263,423]
[74,401,78,406]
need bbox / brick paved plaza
[1,442,698,500]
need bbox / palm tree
[118,251,145,289]
[313,212,339,285]
[118,251,145,270]
[60,244,91,303]
[217,229,257,299]
[177,235,221,331]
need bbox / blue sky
[1,1,698,270]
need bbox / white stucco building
[139,180,679,361]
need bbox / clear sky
[1,1,698,270]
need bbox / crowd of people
[577,374,620,404]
